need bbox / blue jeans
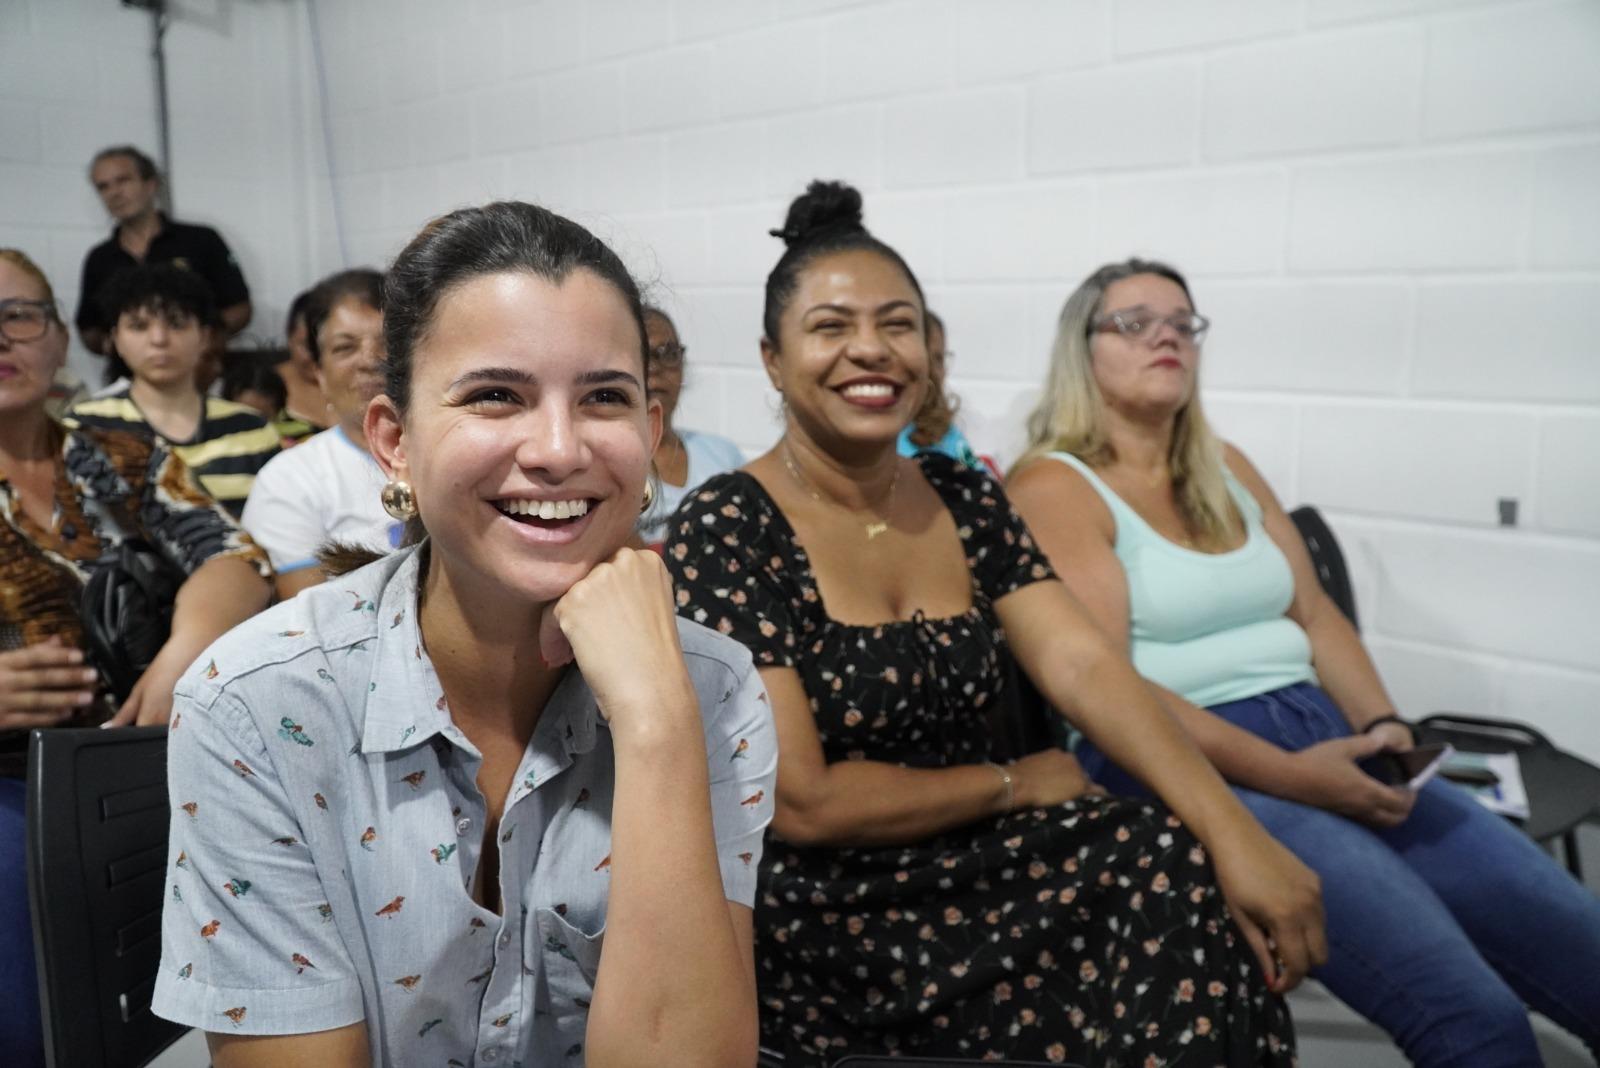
[1,776,45,1068]
[1075,682,1600,1068]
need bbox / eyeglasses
[650,342,686,369]
[1091,308,1210,344]
[0,299,56,343]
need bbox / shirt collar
[356,544,604,764]
[359,545,451,755]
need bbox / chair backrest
[1289,505,1359,630]
[25,727,188,1068]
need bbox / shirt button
[456,817,472,836]
[498,931,511,949]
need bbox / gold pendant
[865,521,889,540]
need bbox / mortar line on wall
[1207,390,1600,417]
[1368,626,1600,680]
[1321,507,1600,551]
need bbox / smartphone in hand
[1358,742,1455,791]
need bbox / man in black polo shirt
[75,145,253,360]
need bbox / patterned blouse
[0,423,271,771]
[152,544,778,1067]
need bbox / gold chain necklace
[781,441,899,540]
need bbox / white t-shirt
[638,428,745,545]
[241,426,402,573]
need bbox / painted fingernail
[82,669,98,682]
[77,691,94,705]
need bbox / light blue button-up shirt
[153,544,777,1066]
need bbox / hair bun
[770,179,866,248]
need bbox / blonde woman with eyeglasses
[1008,257,1600,1067]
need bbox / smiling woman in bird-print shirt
[152,203,777,1068]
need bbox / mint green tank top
[1044,452,1316,708]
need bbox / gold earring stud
[380,479,417,520]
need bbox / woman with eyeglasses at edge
[665,181,1322,1066]
[151,202,776,1068]
[636,305,744,549]
[1006,259,1600,1067]
[0,249,273,1068]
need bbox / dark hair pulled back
[382,200,650,415]
[762,179,925,344]
[320,201,650,578]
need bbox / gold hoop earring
[640,478,656,514]
[380,479,417,520]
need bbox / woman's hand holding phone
[1288,734,1417,828]
[1357,743,1454,792]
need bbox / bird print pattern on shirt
[153,547,776,1065]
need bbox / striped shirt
[67,388,281,517]
[271,409,325,448]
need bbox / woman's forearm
[586,694,755,1068]
[1038,633,1262,851]
[1302,608,1399,729]
[777,759,1011,849]
[1152,683,1308,798]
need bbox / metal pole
[151,2,173,212]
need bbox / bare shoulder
[1007,455,1114,539]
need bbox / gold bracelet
[985,761,1014,813]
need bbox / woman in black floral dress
[664,182,1324,1067]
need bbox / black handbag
[77,497,184,704]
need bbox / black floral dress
[665,455,1296,1068]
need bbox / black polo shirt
[75,213,251,335]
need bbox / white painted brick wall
[23,0,1598,760]
[1530,143,1600,269]
[1298,403,1535,527]
[1413,281,1600,403]
[1197,281,1411,395]
[1538,418,1600,538]
[1421,1,1600,140]
[884,88,1026,189]
[1115,0,1300,55]
[1202,26,1423,160]
[1289,151,1531,271]
[1030,60,1200,174]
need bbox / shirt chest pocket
[533,906,604,1037]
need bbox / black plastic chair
[1289,505,1600,878]
[25,726,189,1068]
